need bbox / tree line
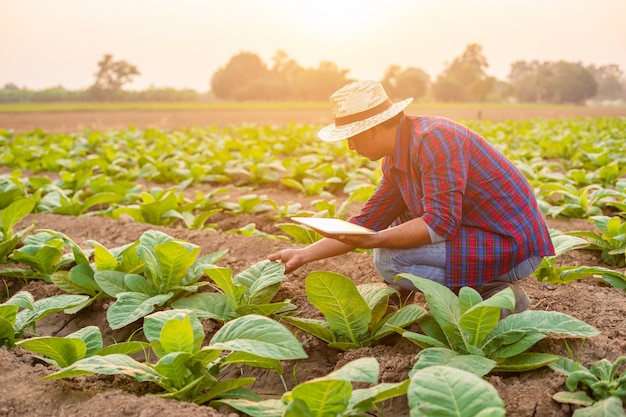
[2,45,624,105]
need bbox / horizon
[1,0,624,92]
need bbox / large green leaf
[306,271,371,345]
[460,288,515,347]
[17,336,86,367]
[170,292,230,322]
[106,292,173,330]
[408,365,506,417]
[290,379,351,417]
[144,309,204,357]
[159,314,195,355]
[494,352,559,372]
[412,348,496,377]
[347,381,409,416]
[154,241,199,292]
[14,294,88,334]
[482,310,600,355]
[43,354,163,384]
[210,314,307,360]
[94,270,128,297]
[397,274,467,353]
[154,351,192,388]
[0,198,35,235]
[66,325,103,356]
[234,260,286,304]
[371,304,427,340]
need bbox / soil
[1,109,625,417]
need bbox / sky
[1,0,624,92]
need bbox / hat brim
[317,97,413,142]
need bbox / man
[268,80,554,314]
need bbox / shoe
[500,283,531,319]
[474,281,531,319]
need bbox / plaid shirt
[350,115,554,287]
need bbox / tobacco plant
[283,271,427,351]
[394,274,600,373]
[91,230,227,329]
[170,260,295,322]
[44,310,307,405]
[533,231,626,287]
[218,357,409,417]
[568,215,626,267]
[550,356,626,417]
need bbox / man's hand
[268,248,306,274]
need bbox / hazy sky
[1,0,624,92]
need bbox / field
[1,105,626,417]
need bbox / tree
[508,60,597,104]
[433,43,495,102]
[293,61,351,101]
[587,64,624,101]
[381,65,430,101]
[210,51,269,100]
[91,54,140,96]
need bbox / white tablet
[290,217,377,235]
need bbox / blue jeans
[373,243,542,290]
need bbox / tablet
[290,217,377,235]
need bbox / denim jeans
[373,242,542,290]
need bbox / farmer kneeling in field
[268,80,555,317]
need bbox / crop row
[1,119,626,415]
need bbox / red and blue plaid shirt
[350,115,555,287]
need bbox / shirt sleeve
[348,170,407,231]
[419,124,470,239]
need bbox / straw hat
[318,80,413,142]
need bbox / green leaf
[66,325,103,356]
[282,316,336,344]
[412,348,496,377]
[154,352,192,388]
[552,391,595,406]
[143,309,205,357]
[397,274,467,353]
[371,304,427,340]
[159,314,195,355]
[482,310,600,355]
[96,341,149,356]
[408,365,506,417]
[0,198,35,235]
[573,397,626,417]
[234,260,286,305]
[460,288,515,346]
[290,379,351,417]
[210,314,307,360]
[90,241,118,271]
[494,352,559,372]
[347,381,409,416]
[306,271,371,345]
[154,241,199,292]
[214,398,285,417]
[93,270,128,297]
[17,336,87,367]
[106,292,173,330]
[43,354,163,384]
[170,292,230,322]
[323,357,379,384]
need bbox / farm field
[1,107,625,417]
